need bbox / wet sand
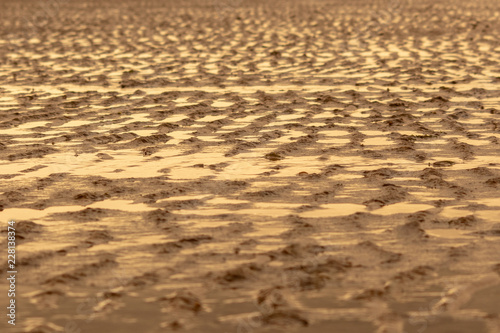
[0,0,500,332]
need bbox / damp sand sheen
[0,0,500,332]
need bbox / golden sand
[0,0,499,332]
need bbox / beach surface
[0,0,499,332]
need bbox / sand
[0,0,499,332]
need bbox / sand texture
[0,0,500,332]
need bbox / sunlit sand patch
[157,195,213,202]
[475,210,500,223]
[275,114,304,121]
[471,198,500,206]
[439,206,474,219]
[195,115,227,122]
[456,118,486,126]
[0,96,16,104]
[254,202,304,209]
[306,122,329,127]
[212,100,234,108]
[216,164,274,180]
[197,136,225,142]
[90,103,129,109]
[312,112,337,119]
[18,121,51,129]
[316,138,351,144]
[217,125,245,131]
[426,229,477,239]
[0,124,50,135]
[428,156,500,171]
[398,131,428,136]
[0,106,17,111]
[309,233,374,246]
[168,167,215,180]
[244,223,290,238]
[12,137,59,144]
[59,120,95,127]
[363,137,394,146]
[317,130,351,137]
[173,204,297,218]
[167,130,195,144]
[0,206,84,221]
[359,130,387,136]
[124,113,151,122]
[171,208,241,216]
[234,207,298,218]
[457,139,492,146]
[371,203,435,216]
[18,241,77,253]
[350,110,372,118]
[205,197,249,205]
[339,158,427,172]
[87,200,157,212]
[408,191,455,202]
[152,282,205,292]
[298,204,367,218]
[88,234,169,253]
[389,178,420,182]
[13,148,183,179]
